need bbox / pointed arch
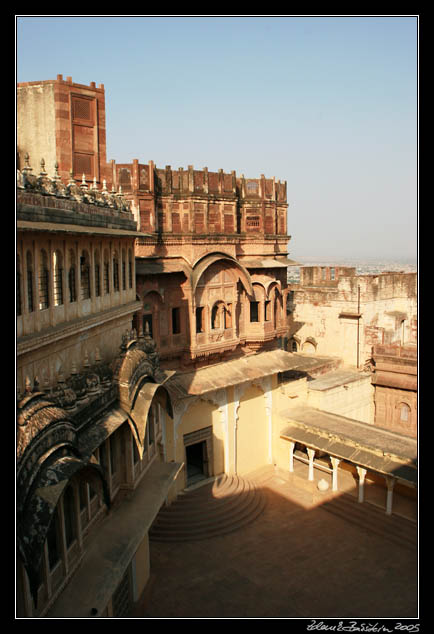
[191,253,254,301]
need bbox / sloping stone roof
[280,406,417,486]
[166,350,338,398]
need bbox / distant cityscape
[287,256,417,283]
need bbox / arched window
[53,250,64,306]
[26,251,34,312]
[103,249,110,294]
[302,339,316,355]
[400,403,410,423]
[68,250,77,303]
[128,249,133,288]
[122,248,126,291]
[80,250,91,300]
[113,251,119,292]
[38,249,50,310]
[94,249,101,297]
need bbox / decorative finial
[52,161,60,181]
[39,158,47,176]
[23,153,32,172]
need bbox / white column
[356,466,367,503]
[330,456,341,492]
[385,476,396,515]
[306,447,315,481]
[289,441,295,473]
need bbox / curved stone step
[151,478,259,529]
[151,494,265,539]
[153,483,259,530]
[155,476,252,519]
[172,475,245,504]
[149,474,267,542]
[150,493,267,542]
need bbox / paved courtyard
[138,469,418,619]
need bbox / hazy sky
[16,15,418,261]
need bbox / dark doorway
[186,441,208,485]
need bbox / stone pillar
[289,441,295,473]
[306,447,315,481]
[385,476,396,515]
[330,456,341,492]
[356,466,367,503]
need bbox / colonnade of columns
[287,441,397,515]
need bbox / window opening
[80,252,91,300]
[104,254,110,294]
[172,307,181,334]
[69,251,77,303]
[113,253,119,292]
[26,252,34,312]
[39,250,50,310]
[196,306,204,333]
[53,251,64,306]
[94,251,101,297]
[128,252,133,288]
[250,300,259,322]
